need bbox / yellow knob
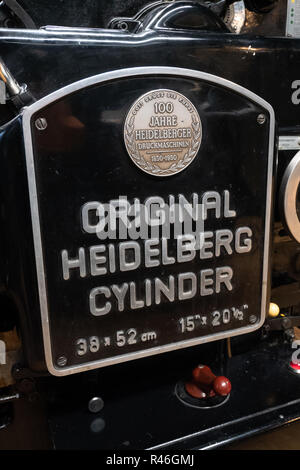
[269,302,280,318]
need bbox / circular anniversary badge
[124,89,202,177]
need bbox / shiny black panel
[25,72,273,373]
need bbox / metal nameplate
[279,135,300,151]
[22,67,275,376]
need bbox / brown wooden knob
[192,365,216,389]
[185,364,231,399]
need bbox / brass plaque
[124,89,202,177]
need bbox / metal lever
[0,57,34,109]
[185,364,232,399]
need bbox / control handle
[185,364,232,399]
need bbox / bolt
[249,315,257,324]
[118,22,128,31]
[257,114,266,125]
[35,117,47,130]
[56,355,67,367]
[88,396,104,413]
[90,417,105,433]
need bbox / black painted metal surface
[46,337,300,449]
[0,27,298,133]
[0,15,289,374]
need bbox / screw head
[249,315,257,324]
[35,117,47,130]
[56,355,67,367]
[257,114,266,125]
[88,396,104,413]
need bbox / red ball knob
[213,376,232,396]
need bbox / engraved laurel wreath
[125,113,201,176]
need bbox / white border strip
[22,66,275,376]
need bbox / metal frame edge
[21,66,275,376]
